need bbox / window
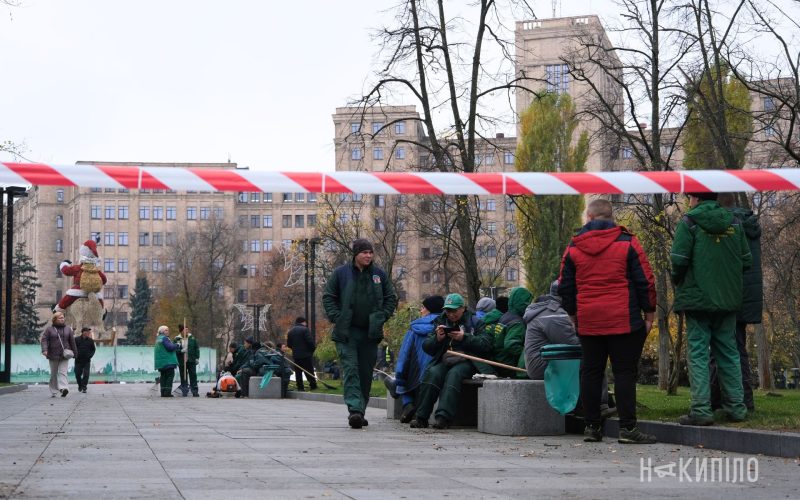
[397,243,407,255]
[375,195,385,207]
[56,239,63,253]
[152,259,162,272]
[238,192,248,203]
[396,147,405,160]
[763,97,775,112]
[281,239,292,249]
[166,206,176,220]
[237,289,248,303]
[506,222,516,235]
[152,232,163,246]
[486,222,497,235]
[506,268,518,281]
[395,266,406,279]
[506,197,516,212]
[263,240,273,252]
[153,189,164,194]
[91,231,101,242]
[372,122,384,135]
[486,199,496,211]
[339,213,349,224]
[104,232,115,246]
[139,232,150,246]
[622,147,633,159]
[295,215,304,228]
[250,240,260,252]
[56,215,64,229]
[473,154,483,166]
[118,205,128,219]
[395,121,405,134]
[238,216,247,228]
[118,259,128,273]
[484,154,495,166]
[373,148,384,160]
[350,123,361,134]
[421,247,431,260]
[545,64,570,95]
[352,193,363,202]
[263,215,273,228]
[263,193,273,203]
[307,214,317,227]
[283,193,292,203]
[765,125,776,137]
[115,232,127,246]
[138,258,149,272]
[105,188,115,193]
[307,193,317,202]
[200,207,210,220]
[56,189,64,203]
[117,285,129,299]
[139,205,150,219]
[186,207,197,220]
[422,271,431,283]
[104,206,115,219]
[250,192,260,203]
[282,215,292,228]
[140,189,150,194]
[166,232,176,246]
[504,151,514,165]
[214,208,224,219]
[104,259,114,272]
[432,271,441,283]
[351,148,362,160]
[91,187,102,193]
[374,218,386,231]
[487,245,497,258]
[91,205,101,219]
[250,215,260,228]
[153,206,163,219]
[103,288,115,299]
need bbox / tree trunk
[754,323,773,390]
[454,195,480,306]
[656,270,671,391]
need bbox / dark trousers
[579,327,647,429]
[293,356,318,391]
[74,360,91,390]
[159,368,175,397]
[238,367,256,397]
[711,321,754,411]
[415,360,477,422]
[335,327,378,415]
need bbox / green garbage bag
[541,344,582,415]
[259,370,274,389]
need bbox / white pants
[48,359,69,394]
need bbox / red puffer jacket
[558,221,656,336]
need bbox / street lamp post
[248,304,265,343]
[1,187,27,384]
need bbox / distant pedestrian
[154,325,179,398]
[671,192,751,426]
[323,238,398,429]
[286,317,318,391]
[74,326,96,393]
[41,311,78,398]
[175,325,200,397]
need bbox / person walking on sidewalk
[154,325,179,398]
[323,238,398,429]
[559,199,657,444]
[74,326,96,393]
[41,311,78,398]
[671,192,752,426]
[287,317,318,391]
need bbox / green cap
[443,293,465,310]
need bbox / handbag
[57,328,75,360]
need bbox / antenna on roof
[552,0,559,18]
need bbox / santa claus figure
[55,238,108,319]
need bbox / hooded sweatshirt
[492,287,533,375]
[671,200,752,313]
[522,295,579,380]
[559,219,657,335]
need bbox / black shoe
[400,404,416,423]
[192,391,199,397]
[61,389,69,398]
[349,413,365,429]
[383,376,399,399]
[362,417,368,426]
[678,414,714,426]
[583,425,603,442]
[618,426,657,444]
[409,418,428,429]
[102,309,108,321]
[432,417,450,430]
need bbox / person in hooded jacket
[387,295,444,423]
[522,282,579,380]
[490,287,533,378]
[559,199,657,444]
[709,192,762,412]
[474,297,496,321]
[671,192,752,426]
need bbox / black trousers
[74,360,91,390]
[579,327,647,429]
[239,367,256,397]
[294,356,318,390]
[711,321,755,410]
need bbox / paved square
[0,385,796,499]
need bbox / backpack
[79,263,103,293]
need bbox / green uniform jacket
[229,346,248,374]
[423,310,493,363]
[154,334,178,370]
[174,335,201,364]
[730,207,763,324]
[671,200,752,312]
[322,261,398,342]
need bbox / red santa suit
[55,239,108,313]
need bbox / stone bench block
[478,379,564,436]
[249,376,281,399]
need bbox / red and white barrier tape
[1,162,799,195]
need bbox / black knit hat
[496,296,509,313]
[687,192,718,201]
[422,295,445,314]
[295,317,307,325]
[244,336,255,345]
[352,238,374,255]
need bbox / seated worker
[323,360,341,380]
[224,341,247,375]
[236,338,267,397]
[410,293,492,430]
[491,287,533,378]
[475,297,496,321]
[274,343,294,398]
[387,295,444,423]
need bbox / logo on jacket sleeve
[373,275,381,284]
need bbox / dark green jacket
[154,334,178,370]
[730,207,763,324]
[492,287,532,374]
[423,310,493,364]
[671,200,752,312]
[473,308,503,375]
[174,335,200,365]
[322,261,398,342]
[228,346,248,374]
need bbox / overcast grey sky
[1,0,624,172]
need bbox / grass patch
[0,383,11,387]
[636,385,800,432]
[288,379,387,398]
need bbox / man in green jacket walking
[671,192,752,425]
[323,239,398,429]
